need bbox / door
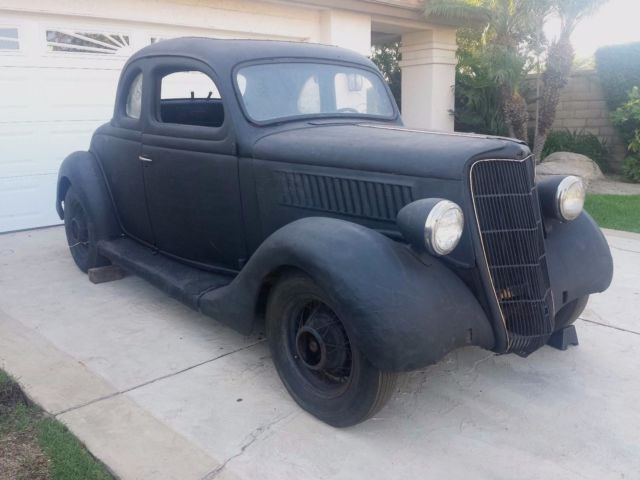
[92,65,154,244]
[140,60,246,270]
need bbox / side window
[159,70,224,127]
[125,73,143,119]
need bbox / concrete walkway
[588,178,640,195]
[0,226,638,480]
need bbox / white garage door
[0,15,139,232]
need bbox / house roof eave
[273,0,476,28]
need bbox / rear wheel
[266,272,397,427]
[63,187,109,273]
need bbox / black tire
[554,295,589,331]
[63,187,109,273]
[266,272,398,427]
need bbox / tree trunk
[502,87,529,143]
[533,35,574,162]
[532,132,547,162]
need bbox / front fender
[56,151,121,240]
[200,217,494,371]
[545,212,614,315]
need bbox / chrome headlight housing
[538,175,586,222]
[397,199,464,256]
[556,175,586,221]
[424,200,464,255]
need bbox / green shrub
[541,129,610,171]
[611,86,640,146]
[611,87,640,183]
[623,156,640,183]
[595,42,640,111]
[370,42,401,109]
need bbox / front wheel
[554,295,589,331]
[266,272,398,427]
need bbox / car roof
[128,37,376,72]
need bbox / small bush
[611,86,640,145]
[542,129,609,171]
[595,42,640,111]
[612,87,640,183]
[623,156,640,183]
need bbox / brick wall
[528,70,627,171]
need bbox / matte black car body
[57,38,613,375]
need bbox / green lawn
[0,370,113,480]
[585,194,640,233]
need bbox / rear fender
[56,151,121,240]
[200,217,495,371]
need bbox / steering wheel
[336,107,359,114]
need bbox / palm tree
[532,0,607,161]
[426,0,605,161]
[425,0,551,143]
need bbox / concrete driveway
[0,226,638,480]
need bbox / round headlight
[425,200,464,256]
[556,176,585,221]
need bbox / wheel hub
[296,326,327,370]
[292,304,352,384]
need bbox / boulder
[536,152,604,184]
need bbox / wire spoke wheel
[289,299,353,397]
[63,187,109,273]
[67,200,90,255]
[266,272,398,427]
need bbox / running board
[97,238,233,310]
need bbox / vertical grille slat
[471,157,554,355]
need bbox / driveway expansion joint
[610,245,640,255]
[579,318,640,336]
[52,339,267,417]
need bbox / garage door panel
[1,67,119,122]
[0,125,37,176]
[43,69,119,121]
[0,121,99,177]
[0,174,60,232]
[0,70,31,122]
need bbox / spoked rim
[67,199,90,256]
[285,298,354,398]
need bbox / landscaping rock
[537,152,605,184]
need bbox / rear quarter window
[125,73,143,119]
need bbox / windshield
[236,62,395,122]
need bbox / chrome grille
[470,157,554,355]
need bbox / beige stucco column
[399,29,457,131]
[319,10,371,57]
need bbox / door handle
[139,155,153,162]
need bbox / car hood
[252,123,530,180]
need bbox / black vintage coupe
[56,38,613,427]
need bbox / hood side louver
[277,171,413,222]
